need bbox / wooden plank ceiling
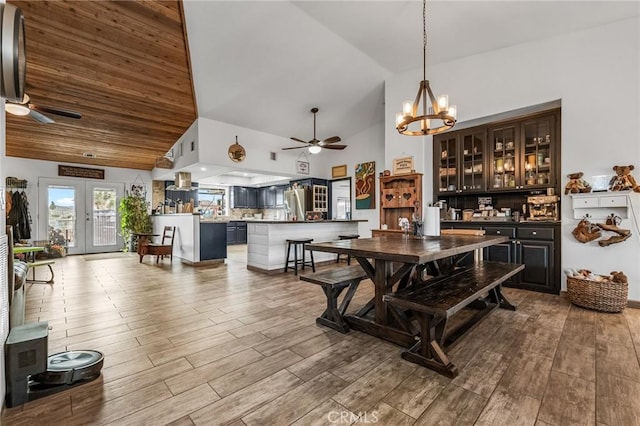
[6,0,196,170]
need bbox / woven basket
[566,276,627,313]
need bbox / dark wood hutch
[433,107,562,294]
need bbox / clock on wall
[228,135,246,162]
[1,3,26,102]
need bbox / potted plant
[119,192,152,252]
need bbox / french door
[38,178,125,254]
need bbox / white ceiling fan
[282,107,345,154]
[5,93,82,124]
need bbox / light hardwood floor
[3,246,639,425]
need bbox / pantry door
[39,178,125,254]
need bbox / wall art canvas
[355,161,375,209]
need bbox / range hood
[166,172,197,191]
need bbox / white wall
[316,122,386,238]
[385,17,640,299]
[4,158,152,241]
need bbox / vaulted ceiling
[4,1,638,172]
[5,0,196,170]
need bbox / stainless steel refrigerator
[284,188,311,220]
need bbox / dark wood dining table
[307,234,511,346]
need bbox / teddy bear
[571,218,601,243]
[610,271,628,284]
[609,165,640,192]
[564,172,592,195]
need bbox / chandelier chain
[423,0,427,82]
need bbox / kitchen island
[151,214,227,265]
[246,220,365,274]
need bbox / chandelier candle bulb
[437,95,449,112]
[402,101,413,117]
[396,112,404,127]
[448,105,457,120]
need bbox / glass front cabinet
[435,127,486,195]
[488,114,557,192]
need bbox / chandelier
[395,0,457,136]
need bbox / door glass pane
[92,187,117,246]
[48,185,76,248]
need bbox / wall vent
[270,152,277,161]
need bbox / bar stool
[285,238,315,275]
[336,234,360,265]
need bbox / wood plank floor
[3,246,640,425]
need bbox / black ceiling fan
[5,93,82,124]
[282,107,345,152]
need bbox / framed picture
[332,164,347,178]
[355,161,375,209]
[296,160,309,175]
[393,156,414,175]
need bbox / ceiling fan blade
[31,105,82,119]
[290,137,309,144]
[321,136,341,145]
[282,146,308,151]
[28,109,55,124]
[322,144,347,150]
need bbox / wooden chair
[139,226,175,263]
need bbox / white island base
[247,220,361,274]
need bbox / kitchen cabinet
[443,221,560,294]
[290,178,327,190]
[312,185,328,212]
[433,109,561,198]
[200,222,227,260]
[483,224,559,294]
[379,173,423,230]
[226,221,247,245]
[434,127,486,195]
[231,187,258,209]
[488,113,559,192]
[258,185,287,209]
[275,185,286,207]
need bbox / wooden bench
[27,260,55,284]
[300,265,368,333]
[383,261,524,378]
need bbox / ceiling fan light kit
[396,0,457,136]
[283,107,344,153]
[5,102,29,116]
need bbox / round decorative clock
[228,136,246,162]
[1,4,26,102]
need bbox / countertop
[440,219,561,225]
[241,219,367,224]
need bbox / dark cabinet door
[257,187,266,209]
[247,188,258,209]
[265,187,276,208]
[233,187,248,208]
[275,185,285,207]
[236,223,247,244]
[226,224,236,244]
[516,239,555,293]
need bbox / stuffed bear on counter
[609,165,640,192]
[564,172,592,195]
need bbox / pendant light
[395,0,457,136]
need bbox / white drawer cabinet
[571,191,630,219]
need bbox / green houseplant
[119,192,152,252]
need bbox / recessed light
[200,167,207,171]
